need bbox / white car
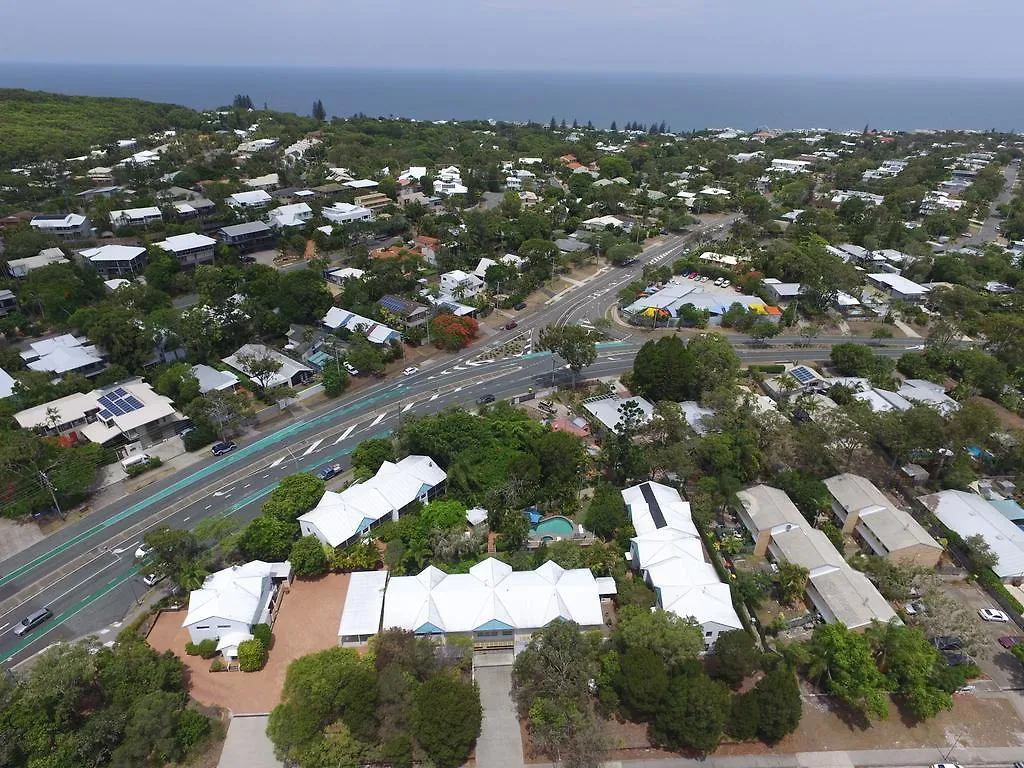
[343,361,359,376]
[134,545,151,561]
[142,573,166,587]
[979,608,1010,622]
[403,366,419,376]
[931,764,962,768]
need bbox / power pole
[39,470,64,519]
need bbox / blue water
[2,62,1024,131]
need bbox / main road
[0,218,923,666]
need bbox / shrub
[289,535,330,578]
[252,623,273,648]
[175,708,212,754]
[197,638,218,659]
[210,657,225,672]
[185,641,199,656]
[126,456,162,477]
[238,638,267,672]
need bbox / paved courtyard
[148,572,350,713]
[217,715,282,768]
[475,656,525,768]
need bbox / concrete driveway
[474,657,525,768]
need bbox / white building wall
[186,617,249,644]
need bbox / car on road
[402,366,419,376]
[13,607,52,636]
[142,573,166,587]
[979,607,1010,622]
[504,320,518,330]
[317,463,342,481]
[476,394,496,405]
[135,545,151,561]
[211,441,237,457]
[998,635,1024,649]
[343,361,359,376]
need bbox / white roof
[322,202,373,222]
[868,273,929,296]
[898,380,959,415]
[191,363,239,393]
[382,558,604,634]
[6,248,69,276]
[920,490,1024,579]
[20,334,103,375]
[299,456,446,547]
[244,173,279,188]
[0,367,15,399]
[622,481,698,537]
[229,190,273,206]
[184,560,290,628]
[699,251,739,266]
[344,178,378,189]
[109,206,162,222]
[659,583,742,631]
[15,379,176,438]
[31,213,86,228]
[321,307,400,344]
[466,507,489,526]
[736,484,805,535]
[772,526,845,572]
[157,232,216,253]
[583,215,627,228]
[582,394,654,432]
[79,244,146,263]
[338,570,388,638]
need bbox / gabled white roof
[622,481,697,536]
[191,363,239,393]
[381,557,604,634]
[920,490,1024,579]
[338,570,388,638]
[299,456,446,547]
[735,484,805,535]
[157,232,217,253]
[184,560,290,628]
[659,583,742,630]
[0,367,15,400]
[229,190,273,206]
[80,244,146,263]
[19,334,103,375]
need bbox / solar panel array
[379,296,409,315]
[790,366,816,384]
[97,387,145,418]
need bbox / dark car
[931,635,963,651]
[943,650,973,667]
[513,301,527,311]
[211,441,237,456]
[317,463,341,481]
[239,255,257,263]
[476,394,496,405]
[999,635,1024,649]
[504,320,518,330]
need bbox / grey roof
[824,473,892,516]
[735,485,805,534]
[556,238,591,252]
[221,221,272,237]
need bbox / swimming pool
[532,516,575,536]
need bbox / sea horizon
[2,62,1023,132]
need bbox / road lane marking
[371,413,385,426]
[301,439,324,456]
[269,456,285,468]
[204,505,212,510]
[182,517,190,522]
[429,393,439,401]
[0,623,8,633]
[243,484,251,489]
[402,403,414,412]
[453,386,462,393]
[335,425,355,443]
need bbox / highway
[0,217,924,667]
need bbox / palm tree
[174,559,209,592]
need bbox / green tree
[350,437,396,479]
[240,515,299,561]
[289,535,329,578]
[321,365,349,397]
[614,605,704,671]
[583,482,629,540]
[262,473,326,522]
[238,638,267,672]
[413,674,483,768]
[806,623,890,720]
[615,646,669,718]
[755,664,803,743]
[868,622,951,721]
[311,99,326,121]
[538,324,598,386]
[830,342,879,376]
[708,630,761,687]
[776,560,810,606]
[651,672,730,753]
[631,335,697,401]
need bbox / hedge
[185,638,218,659]
[238,638,267,672]
[252,623,272,648]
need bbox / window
[217,624,231,628]
[705,631,713,637]
[195,625,209,630]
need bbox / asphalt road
[0,217,924,666]
[976,161,1019,244]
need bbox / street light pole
[39,470,64,520]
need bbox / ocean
[1,62,1023,132]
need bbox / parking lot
[942,582,1024,691]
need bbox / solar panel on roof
[379,296,406,313]
[124,396,144,410]
[790,366,815,384]
[112,387,128,397]
[98,410,114,420]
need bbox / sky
[1,0,1022,77]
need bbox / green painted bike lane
[2,435,388,663]
[0,385,405,590]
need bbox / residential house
[371,558,613,653]
[227,190,273,210]
[622,481,741,648]
[324,267,365,285]
[762,278,802,303]
[183,560,292,657]
[108,207,163,228]
[440,269,484,299]
[771,159,813,173]
[222,344,313,389]
[321,307,402,344]
[79,244,148,278]
[172,199,217,220]
[218,221,276,254]
[582,215,631,232]
[378,295,430,328]
[824,473,942,568]
[30,213,93,240]
[0,367,15,399]
[699,251,740,268]
[299,455,446,548]
[413,235,440,265]
[14,379,182,448]
[322,202,374,225]
[311,183,348,200]
[156,233,218,268]
[345,179,379,191]
[267,202,312,229]
[736,484,897,629]
[867,273,929,303]
[235,138,279,156]
[6,247,69,278]
[581,393,654,434]
[338,571,389,646]
[244,173,280,191]
[919,490,1024,582]
[556,238,592,254]
[354,192,391,212]
[283,138,320,164]
[20,334,105,378]
[190,364,240,394]
[0,289,17,317]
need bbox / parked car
[931,763,962,768]
[979,608,1010,622]
[998,635,1024,649]
[343,361,359,376]
[513,301,527,311]
[317,463,342,481]
[403,366,419,376]
[13,607,52,636]
[135,545,151,561]
[142,573,166,587]
[904,600,927,616]
[931,635,963,651]
[943,651,973,667]
[211,441,237,457]
[476,394,496,405]
[239,255,257,263]
[504,320,518,330]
